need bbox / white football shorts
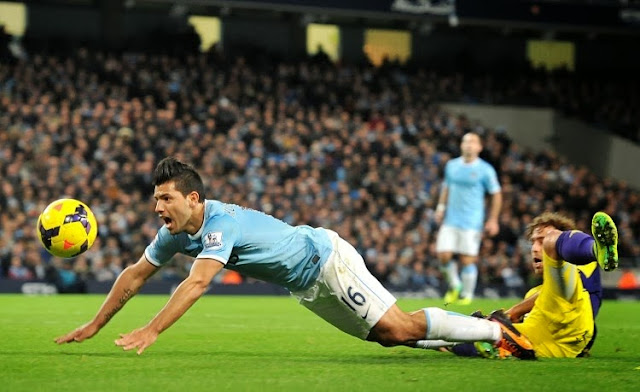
[291,229,397,340]
[435,225,482,256]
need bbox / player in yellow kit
[446,211,617,359]
[508,260,601,357]
[510,220,603,357]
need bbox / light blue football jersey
[443,157,501,231]
[145,200,334,291]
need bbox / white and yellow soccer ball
[37,199,98,258]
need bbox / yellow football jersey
[514,253,595,358]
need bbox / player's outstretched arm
[115,258,223,355]
[54,255,158,344]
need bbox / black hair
[152,157,205,202]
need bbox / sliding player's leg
[551,212,618,271]
[591,212,618,271]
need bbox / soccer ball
[37,199,98,258]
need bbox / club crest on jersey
[203,232,223,249]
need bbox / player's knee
[438,252,453,263]
[368,304,424,347]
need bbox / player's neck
[185,203,206,236]
[462,155,478,164]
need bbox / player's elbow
[121,264,148,285]
[184,275,212,292]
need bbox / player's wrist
[89,317,104,330]
[436,203,446,213]
[146,320,164,335]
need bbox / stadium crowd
[1,45,639,295]
[455,66,640,143]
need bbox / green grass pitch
[1,294,639,391]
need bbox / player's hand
[54,321,100,344]
[434,209,444,224]
[484,219,499,236]
[115,326,158,355]
[509,313,523,323]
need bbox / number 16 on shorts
[341,286,371,320]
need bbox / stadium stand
[2,0,640,297]
[1,38,639,297]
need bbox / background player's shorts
[435,225,482,256]
[291,229,397,340]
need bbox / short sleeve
[145,228,180,267]
[483,163,501,194]
[196,216,240,264]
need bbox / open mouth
[161,216,173,226]
[532,258,543,273]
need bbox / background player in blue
[55,157,534,358]
[435,132,502,305]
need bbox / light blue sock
[460,264,478,300]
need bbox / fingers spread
[115,329,155,355]
[115,335,136,350]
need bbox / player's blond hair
[525,212,576,240]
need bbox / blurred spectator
[408,262,428,290]
[53,259,87,293]
[91,258,116,282]
[8,256,33,280]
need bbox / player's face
[529,225,556,276]
[460,133,482,159]
[153,181,195,234]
